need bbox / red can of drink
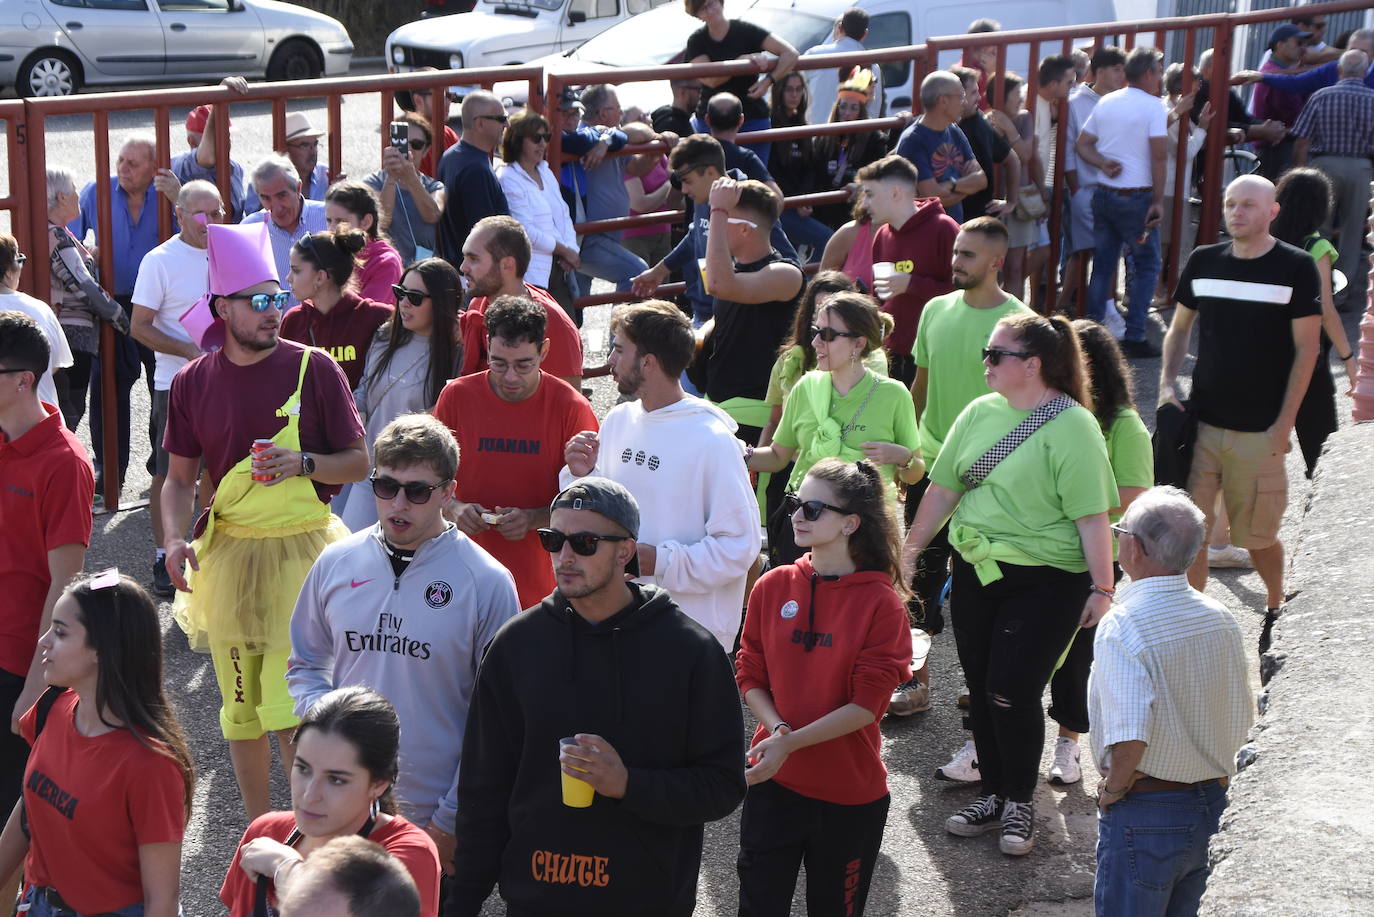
[251,439,274,482]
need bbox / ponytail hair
[294,229,367,289]
[995,312,1093,412]
[295,686,401,815]
[803,459,909,597]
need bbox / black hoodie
[447,583,746,917]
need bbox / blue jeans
[21,886,158,916]
[779,208,833,260]
[1094,781,1228,917]
[1087,187,1160,343]
[575,232,648,297]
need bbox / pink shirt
[624,157,671,239]
[843,219,875,293]
[355,237,404,304]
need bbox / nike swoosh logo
[350,579,374,588]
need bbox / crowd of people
[0,1,1366,915]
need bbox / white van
[492,0,1119,115]
[385,0,676,74]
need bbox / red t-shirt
[433,372,597,608]
[459,283,584,382]
[163,340,365,502]
[735,556,912,805]
[220,810,441,917]
[0,404,93,677]
[279,291,394,389]
[871,198,958,355]
[19,691,186,914]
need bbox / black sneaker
[1120,338,1162,359]
[1000,799,1035,855]
[946,794,1003,836]
[151,559,175,599]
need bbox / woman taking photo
[280,229,394,391]
[341,258,462,531]
[683,0,799,163]
[812,68,888,228]
[220,686,441,917]
[748,291,920,565]
[1043,320,1153,786]
[1271,167,1359,477]
[771,73,832,259]
[323,181,404,304]
[735,458,912,916]
[0,572,193,917]
[903,312,1116,857]
[497,109,580,293]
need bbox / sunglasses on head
[810,325,861,342]
[537,528,631,556]
[982,346,1034,366]
[391,284,429,306]
[369,474,450,504]
[782,493,851,522]
[240,291,290,312]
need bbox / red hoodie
[871,197,958,355]
[279,290,393,389]
[735,555,912,805]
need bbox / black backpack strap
[20,686,67,841]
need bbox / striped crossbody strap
[960,395,1078,489]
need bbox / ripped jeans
[951,556,1089,803]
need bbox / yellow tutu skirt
[173,514,351,653]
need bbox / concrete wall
[1200,421,1374,916]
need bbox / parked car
[385,0,675,74]
[1,0,353,97]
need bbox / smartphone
[390,120,409,153]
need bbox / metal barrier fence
[4,0,1370,509]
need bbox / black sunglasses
[982,346,1034,365]
[537,528,631,556]
[478,113,510,124]
[810,325,862,342]
[369,475,451,504]
[782,493,851,522]
[391,284,429,306]
[408,138,429,151]
[526,132,552,143]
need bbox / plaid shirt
[1088,574,1254,783]
[1290,77,1374,158]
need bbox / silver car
[1,0,353,97]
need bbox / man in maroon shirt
[0,313,93,851]
[858,155,958,385]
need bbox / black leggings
[1048,562,1122,735]
[904,476,951,635]
[951,556,1087,803]
[88,297,155,484]
[737,780,889,917]
[55,350,94,431]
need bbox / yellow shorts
[210,643,299,741]
[1187,422,1287,550]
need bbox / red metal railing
[8,0,1372,509]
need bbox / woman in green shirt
[748,291,921,565]
[903,312,1116,857]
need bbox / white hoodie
[560,396,761,649]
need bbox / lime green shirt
[913,292,1032,465]
[773,370,920,495]
[930,393,1117,581]
[1104,408,1153,523]
[765,345,889,406]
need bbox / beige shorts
[1187,422,1287,550]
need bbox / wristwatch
[300,452,316,478]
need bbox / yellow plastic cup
[698,258,709,295]
[559,737,594,808]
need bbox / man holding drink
[448,478,746,916]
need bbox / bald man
[1159,174,1320,648]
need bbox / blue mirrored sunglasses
[244,291,291,312]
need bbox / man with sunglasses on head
[449,477,746,917]
[437,91,510,262]
[130,179,224,598]
[162,221,368,820]
[434,296,597,610]
[289,412,519,888]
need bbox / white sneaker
[1048,736,1081,785]
[1208,544,1253,569]
[934,739,982,783]
[1102,300,1127,340]
[888,680,931,716]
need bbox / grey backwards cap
[550,477,640,539]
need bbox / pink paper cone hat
[179,221,279,351]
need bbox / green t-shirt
[773,370,920,494]
[913,292,1032,464]
[1104,407,1153,523]
[930,393,1117,578]
[765,345,890,406]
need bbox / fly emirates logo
[345,612,432,660]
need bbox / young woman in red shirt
[220,686,441,917]
[735,458,913,916]
[0,572,193,917]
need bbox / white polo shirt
[1080,86,1168,189]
